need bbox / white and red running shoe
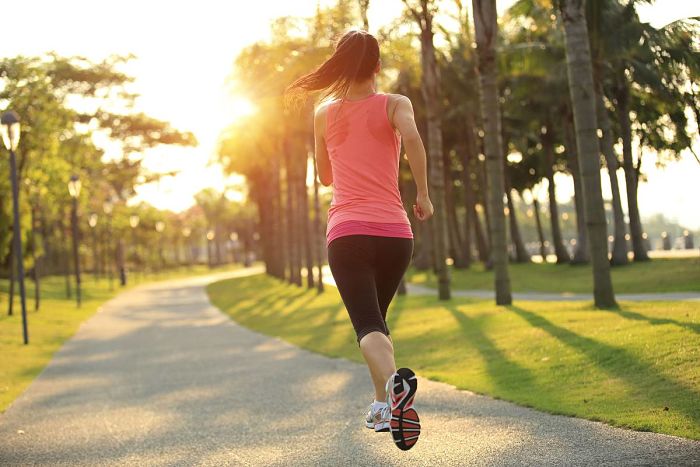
[385,367,420,451]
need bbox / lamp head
[68,175,82,198]
[1,111,20,151]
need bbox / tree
[472,0,512,304]
[558,0,616,308]
[403,0,451,300]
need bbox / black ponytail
[285,30,380,110]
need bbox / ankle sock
[372,400,388,410]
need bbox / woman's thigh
[327,235,388,338]
[374,237,414,318]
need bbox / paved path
[320,266,700,302]
[1,270,698,466]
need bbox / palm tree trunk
[542,126,571,263]
[596,89,629,265]
[472,0,511,304]
[411,0,451,299]
[506,188,530,263]
[564,115,590,264]
[300,149,315,289]
[311,144,325,293]
[458,120,478,268]
[445,153,467,268]
[616,77,649,261]
[532,197,548,261]
[560,0,616,308]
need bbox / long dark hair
[285,29,380,109]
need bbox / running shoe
[386,367,420,451]
[365,402,390,432]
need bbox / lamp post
[206,229,215,268]
[2,111,28,344]
[89,213,98,281]
[68,175,82,307]
[103,200,114,290]
[129,214,140,280]
[155,221,165,272]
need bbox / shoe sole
[389,368,420,450]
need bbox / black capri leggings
[327,235,414,344]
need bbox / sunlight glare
[229,97,256,121]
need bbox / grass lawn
[0,264,243,413]
[208,273,700,440]
[407,258,700,294]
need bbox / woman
[286,29,433,452]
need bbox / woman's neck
[345,79,376,100]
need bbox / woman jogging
[286,29,433,452]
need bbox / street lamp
[155,221,165,271]
[89,213,98,281]
[103,200,115,290]
[2,111,28,344]
[129,214,140,280]
[68,175,82,307]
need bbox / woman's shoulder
[384,93,412,105]
[315,98,340,116]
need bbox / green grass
[407,258,700,294]
[0,264,244,413]
[208,273,700,440]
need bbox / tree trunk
[596,89,629,265]
[564,115,590,264]
[532,197,548,261]
[311,141,325,293]
[31,205,41,311]
[417,3,451,300]
[301,148,315,289]
[506,188,530,263]
[542,125,571,263]
[445,153,467,268]
[458,126,476,268]
[560,0,616,307]
[616,77,649,261]
[472,0,512,304]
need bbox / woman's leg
[360,331,396,402]
[327,235,394,400]
[363,237,414,401]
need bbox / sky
[2,0,700,228]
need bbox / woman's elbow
[320,175,333,186]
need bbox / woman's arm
[314,105,333,186]
[391,95,433,220]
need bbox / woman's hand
[413,193,434,221]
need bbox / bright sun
[229,97,256,121]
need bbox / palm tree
[559,0,616,308]
[472,0,512,305]
[403,0,451,300]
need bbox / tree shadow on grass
[605,307,700,335]
[443,304,541,398]
[508,304,700,426]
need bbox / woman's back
[324,93,410,234]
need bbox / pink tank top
[324,93,413,246]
